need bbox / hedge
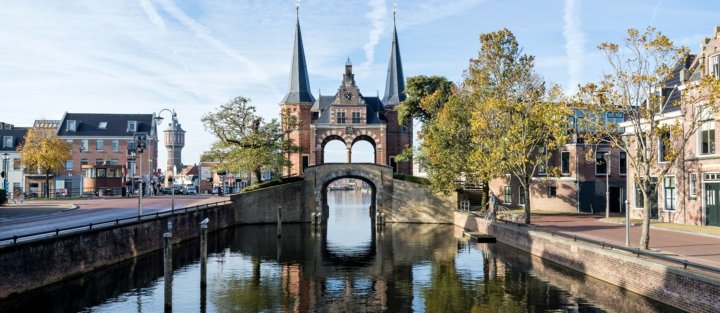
[393,173,431,185]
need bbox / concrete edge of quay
[455,212,720,313]
[0,203,235,299]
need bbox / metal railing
[0,200,232,246]
[494,217,720,275]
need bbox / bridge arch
[321,135,347,164]
[316,130,383,165]
[351,135,376,164]
[303,163,394,224]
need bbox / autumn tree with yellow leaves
[18,128,72,198]
[573,27,720,249]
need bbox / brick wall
[455,212,720,312]
[0,204,233,299]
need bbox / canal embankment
[455,212,720,313]
[0,202,233,299]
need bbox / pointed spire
[383,11,405,107]
[282,4,315,104]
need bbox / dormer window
[98,122,108,129]
[3,136,12,148]
[127,121,137,132]
[710,54,720,78]
[67,120,77,132]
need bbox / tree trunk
[523,178,531,224]
[253,168,263,184]
[45,171,50,198]
[639,185,652,249]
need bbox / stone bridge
[231,163,456,225]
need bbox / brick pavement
[531,214,720,268]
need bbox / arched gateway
[303,163,394,222]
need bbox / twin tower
[281,9,413,175]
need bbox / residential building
[175,165,198,191]
[56,113,159,195]
[0,122,29,198]
[488,129,627,214]
[625,26,720,226]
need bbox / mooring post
[200,218,209,287]
[277,205,282,238]
[163,232,173,312]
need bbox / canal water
[0,188,682,312]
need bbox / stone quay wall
[0,204,233,299]
[455,212,720,313]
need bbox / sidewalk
[0,201,78,222]
[530,214,720,269]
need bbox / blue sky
[1,0,719,167]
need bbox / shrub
[393,173,431,185]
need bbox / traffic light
[0,171,4,179]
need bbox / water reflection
[0,190,683,312]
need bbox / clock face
[344,91,352,101]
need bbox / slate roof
[281,14,315,104]
[0,126,29,151]
[313,95,384,125]
[661,55,696,113]
[382,16,406,107]
[57,113,154,137]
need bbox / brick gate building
[281,11,412,176]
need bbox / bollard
[200,218,209,287]
[277,206,282,238]
[163,232,173,312]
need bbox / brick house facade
[281,12,412,176]
[489,133,627,214]
[625,26,720,226]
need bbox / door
[706,183,720,226]
[609,187,621,213]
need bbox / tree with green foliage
[573,27,720,249]
[18,128,73,198]
[460,29,569,224]
[202,96,298,184]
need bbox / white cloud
[360,0,387,76]
[563,0,585,94]
[138,0,167,32]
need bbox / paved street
[0,195,229,241]
[531,214,720,268]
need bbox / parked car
[185,186,197,195]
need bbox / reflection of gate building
[281,11,412,175]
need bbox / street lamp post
[155,109,177,212]
[134,133,148,218]
[603,151,611,219]
[2,153,9,197]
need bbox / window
[605,112,624,125]
[127,121,137,132]
[596,152,608,175]
[561,151,570,175]
[302,155,309,172]
[700,121,715,155]
[352,112,361,123]
[97,168,106,178]
[96,139,104,151]
[80,140,89,152]
[66,139,73,145]
[689,173,697,198]
[98,122,107,129]
[710,54,720,78]
[635,178,658,208]
[67,120,76,132]
[80,158,89,166]
[619,152,627,175]
[65,160,73,171]
[518,187,526,205]
[95,159,104,165]
[659,132,670,162]
[664,176,676,210]
[503,186,512,203]
[538,164,546,175]
[2,136,12,148]
[336,112,346,124]
[547,186,557,198]
[109,158,119,165]
[111,140,119,152]
[13,158,21,170]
